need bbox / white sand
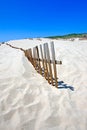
[0,38,87,130]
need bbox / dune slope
[0,39,87,130]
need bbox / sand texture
[0,38,87,130]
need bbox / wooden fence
[25,42,62,88]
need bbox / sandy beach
[0,38,87,130]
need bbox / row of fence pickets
[25,42,62,88]
[6,42,62,88]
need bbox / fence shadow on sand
[58,81,74,91]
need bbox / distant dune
[46,33,87,39]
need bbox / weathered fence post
[43,43,49,82]
[40,44,45,76]
[50,41,58,88]
[45,43,53,85]
[35,46,42,74]
[33,47,37,69]
[29,49,33,64]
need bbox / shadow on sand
[58,81,74,91]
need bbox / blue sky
[0,0,87,42]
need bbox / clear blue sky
[0,0,87,42]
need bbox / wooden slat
[33,47,37,69]
[43,43,49,82]
[29,49,33,65]
[31,48,34,66]
[32,48,35,67]
[28,49,31,61]
[40,44,45,76]
[50,41,58,88]
[36,46,42,74]
[34,47,38,71]
[45,43,53,85]
[34,58,62,64]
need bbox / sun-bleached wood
[45,43,53,85]
[50,41,58,88]
[35,46,42,74]
[40,44,45,76]
[33,47,37,69]
[43,43,50,82]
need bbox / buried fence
[25,42,62,88]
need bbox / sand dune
[0,39,87,130]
